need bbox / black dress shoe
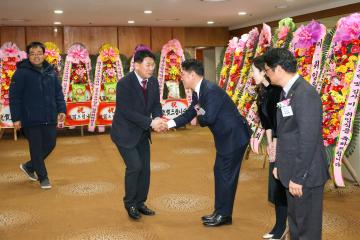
[203,214,232,227]
[138,205,155,216]
[126,206,141,220]
[201,212,217,222]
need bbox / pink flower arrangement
[333,13,360,44]
[292,20,326,49]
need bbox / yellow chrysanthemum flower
[336,65,348,74]
[230,65,238,75]
[348,55,358,62]
[344,72,354,84]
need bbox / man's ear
[134,62,139,71]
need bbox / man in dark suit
[166,59,251,227]
[264,48,329,240]
[111,50,166,220]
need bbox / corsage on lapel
[277,98,291,108]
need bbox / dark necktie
[193,91,199,102]
[141,79,147,103]
[280,90,286,101]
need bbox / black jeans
[23,125,57,181]
[116,132,150,209]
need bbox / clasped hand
[150,117,168,132]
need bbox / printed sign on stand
[161,99,188,120]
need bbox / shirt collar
[134,71,146,86]
[283,74,299,97]
[194,78,203,97]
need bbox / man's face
[28,46,45,66]
[181,70,194,89]
[135,57,155,79]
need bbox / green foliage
[321,28,336,71]
[120,53,130,75]
[216,47,226,81]
[154,51,161,78]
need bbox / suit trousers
[286,185,325,240]
[116,132,150,209]
[23,125,57,181]
[214,145,247,216]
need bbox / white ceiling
[0,0,358,29]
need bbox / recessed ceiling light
[238,11,247,15]
[144,10,152,14]
[128,20,135,24]
[54,21,61,25]
[54,10,63,14]
[275,4,288,9]
[207,21,214,25]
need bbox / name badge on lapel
[277,98,293,117]
[281,106,293,117]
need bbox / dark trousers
[23,125,57,181]
[214,145,247,216]
[115,133,150,209]
[286,185,324,240]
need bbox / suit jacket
[173,79,251,155]
[276,76,329,188]
[110,71,162,148]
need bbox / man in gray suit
[263,48,329,240]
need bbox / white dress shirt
[283,74,299,97]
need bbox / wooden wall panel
[64,27,117,54]
[26,27,64,52]
[184,27,228,47]
[0,27,26,50]
[172,27,185,48]
[117,27,150,57]
[151,27,172,52]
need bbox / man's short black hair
[26,42,45,54]
[263,48,297,73]
[134,50,156,63]
[181,59,204,76]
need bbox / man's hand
[151,118,168,132]
[194,104,205,116]
[289,180,303,197]
[13,121,22,130]
[273,167,278,179]
[58,113,66,122]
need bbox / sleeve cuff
[167,120,176,129]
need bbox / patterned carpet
[1,126,360,240]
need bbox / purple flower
[293,20,325,49]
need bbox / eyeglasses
[28,53,44,57]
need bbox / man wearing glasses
[9,42,66,189]
[263,48,329,240]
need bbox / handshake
[150,117,169,132]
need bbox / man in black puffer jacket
[9,42,66,189]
